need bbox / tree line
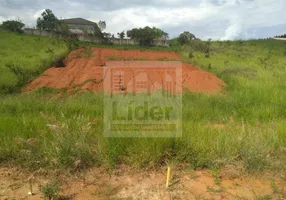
[274,34,286,38]
[0,8,202,46]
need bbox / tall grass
[0,29,69,94]
[0,90,285,172]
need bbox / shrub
[76,47,94,58]
[40,181,60,200]
[219,67,257,78]
[188,51,194,58]
[178,31,196,45]
[45,48,55,54]
[54,56,66,68]
[127,26,168,46]
[1,20,25,33]
[185,40,209,53]
[5,64,31,89]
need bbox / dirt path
[1,166,285,200]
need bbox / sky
[0,0,285,40]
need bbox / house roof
[60,18,97,26]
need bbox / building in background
[59,18,101,35]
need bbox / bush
[1,20,25,33]
[54,56,66,68]
[178,31,196,45]
[127,26,168,46]
[40,181,60,200]
[5,64,31,90]
[184,40,210,54]
[188,51,194,58]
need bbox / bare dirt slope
[1,166,285,200]
[24,48,225,94]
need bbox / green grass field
[0,29,69,94]
[0,31,285,175]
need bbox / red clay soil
[23,48,225,94]
[1,166,286,200]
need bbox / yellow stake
[166,167,171,188]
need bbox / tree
[103,32,111,38]
[117,31,125,39]
[98,21,106,32]
[276,34,286,38]
[127,26,168,46]
[1,20,25,33]
[178,31,196,45]
[37,9,59,31]
[57,23,70,35]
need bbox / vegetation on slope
[0,29,69,94]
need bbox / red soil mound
[24,48,225,93]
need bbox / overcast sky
[0,0,285,40]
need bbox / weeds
[211,168,221,185]
[70,78,103,90]
[188,51,194,58]
[5,63,31,92]
[0,29,69,94]
[219,67,257,78]
[40,181,60,200]
[207,186,224,194]
[76,46,94,58]
[45,47,55,54]
[271,179,279,194]
[0,91,285,172]
[107,55,123,60]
